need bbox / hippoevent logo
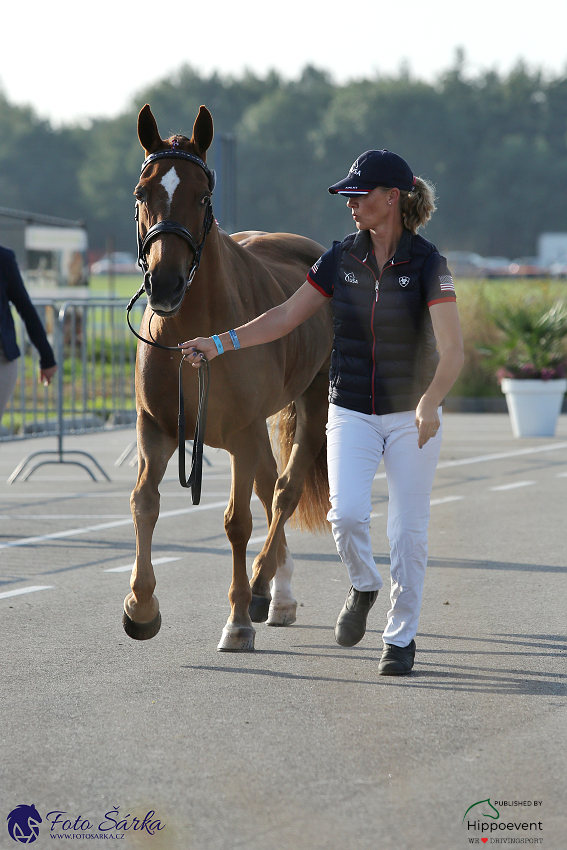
[462,798,544,844]
[7,805,42,843]
[7,805,166,842]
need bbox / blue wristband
[228,329,241,350]
[211,334,224,355]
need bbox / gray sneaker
[334,586,379,647]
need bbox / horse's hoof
[217,623,256,652]
[249,594,270,622]
[267,601,297,627]
[122,610,162,641]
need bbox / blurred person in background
[0,245,57,419]
[180,150,464,676]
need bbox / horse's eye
[134,187,145,202]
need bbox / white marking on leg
[160,166,180,215]
[267,546,298,625]
[270,547,296,606]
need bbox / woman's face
[346,186,397,231]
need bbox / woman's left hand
[178,337,219,367]
[40,365,57,386]
[415,395,440,448]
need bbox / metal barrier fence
[1,297,146,482]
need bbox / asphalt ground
[0,413,565,850]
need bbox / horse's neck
[177,227,242,335]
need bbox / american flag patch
[439,274,455,292]
[311,257,322,275]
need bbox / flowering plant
[481,300,567,382]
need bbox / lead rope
[178,354,210,503]
[126,289,210,504]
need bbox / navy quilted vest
[329,228,440,415]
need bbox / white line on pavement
[0,499,233,551]
[0,491,230,501]
[223,529,293,549]
[437,443,567,469]
[0,585,54,600]
[373,442,567,479]
[489,481,536,491]
[105,556,182,573]
[430,495,465,506]
[0,515,132,520]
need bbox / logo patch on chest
[344,271,358,284]
[399,276,410,287]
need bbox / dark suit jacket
[0,246,56,368]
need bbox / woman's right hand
[178,337,218,368]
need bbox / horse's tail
[271,403,330,534]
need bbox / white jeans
[326,403,442,647]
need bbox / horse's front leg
[217,427,260,652]
[123,411,176,640]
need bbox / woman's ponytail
[399,177,437,234]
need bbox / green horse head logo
[463,799,500,823]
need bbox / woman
[180,149,464,675]
[0,245,57,419]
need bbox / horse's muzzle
[144,272,186,316]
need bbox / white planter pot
[501,378,567,437]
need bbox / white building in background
[0,206,88,287]
[538,233,567,269]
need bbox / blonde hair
[399,176,437,234]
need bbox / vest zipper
[347,251,409,415]
[370,258,409,414]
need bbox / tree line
[1,54,567,259]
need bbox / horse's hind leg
[124,411,176,640]
[248,429,297,626]
[250,373,329,626]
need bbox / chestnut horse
[124,104,333,650]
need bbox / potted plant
[486,300,567,437]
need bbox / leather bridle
[128,147,217,349]
[126,147,216,503]
[135,148,216,288]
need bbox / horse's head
[135,104,215,316]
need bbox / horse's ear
[138,104,163,154]
[191,106,214,158]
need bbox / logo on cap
[349,159,361,176]
[399,276,410,287]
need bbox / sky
[2,0,566,126]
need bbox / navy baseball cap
[328,150,415,195]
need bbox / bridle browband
[126,146,216,504]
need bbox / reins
[126,147,217,504]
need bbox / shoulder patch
[439,274,455,292]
